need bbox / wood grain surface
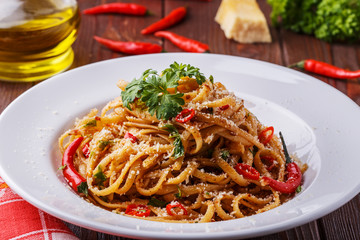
[1,0,359,239]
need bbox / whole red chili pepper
[175,108,195,123]
[154,31,209,53]
[234,163,260,180]
[62,137,88,195]
[166,202,188,216]
[290,59,360,79]
[262,132,302,194]
[94,36,162,55]
[258,126,274,145]
[125,204,151,217]
[141,7,187,35]
[262,162,302,194]
[83,3,148,15]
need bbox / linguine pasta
[59,63,306,222]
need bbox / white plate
[0,53,359,239]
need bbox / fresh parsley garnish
[220,149,230,161]
[121,62,211,120]
[94,166,107,186]
[174,185,182,199]
[162,62,206,85]
[58,164,66,170]
[98,140,111,150]
[141,72,184,120]
[162,124,185,159]
[77,182,88,196]
[84,119,97,127]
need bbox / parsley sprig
[121,62,210,120]
[162,124,185,159]
[162,62,206,85]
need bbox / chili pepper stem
[279,132,292,164]
[288,60,305,69]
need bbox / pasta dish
[59,62,306,222]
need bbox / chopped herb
[77,182,88,196]
[98,140,111,150]
[174,185,182,199]
[162,124,185,159]
[58,164,66,170]
[209,75,214,84]
[205,192,210,196]
[220,149,230,161]
[94,166,107,186]
[296,185,302,193]
[249,146,258,157]
[84,119,97,127]
[148,197,167,207]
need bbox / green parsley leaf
[98,140,111,150]
[58,164,66,170]
[296,185,302,193]
[220,149,230,161]
[120,62,210,120]
[174,185,182,199]
[121,69,157,110]
[77,182,88,196]
[148,197,167,208]
[141,72,184,120]
[162,124,185,159]
[84,119,97,127]
[163,62,207,85]
[94,166,107,186]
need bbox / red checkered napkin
[0,176,78,240]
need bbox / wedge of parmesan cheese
[215,0,272,43]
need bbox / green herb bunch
[267,0,360,42]
[121,62,208,120]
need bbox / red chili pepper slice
[219,104,229,110]
[94,36,162,55]
[258,126,274,145]
[62,137,88,195]
[290,59,360,79]
[82,142,90,158]
[154,31,209,53]
[262,162,302,194]
[83,3,148,16]
[124,132,137,143]
[141,7,187,35]
[175,108,195,123]
[166,202,188,216]
[125,204,151,217]
[234,163,260,180]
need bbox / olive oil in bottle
[0,0,80,82]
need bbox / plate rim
[0,53,359,239]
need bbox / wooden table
[1,0,359,239]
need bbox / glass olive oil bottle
[0,0,80,82]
